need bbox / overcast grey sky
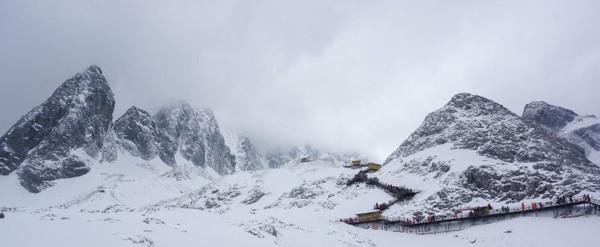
[1,0,599,161]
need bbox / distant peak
[523,101,579,117]
[446,92,501,111]
[85,65,103,75]
[449,92,487,103]
[158,101,214,118]
[523,101,554,112]
[451,92,475,99]
[522,101,579,132]
[526,101,549,107]
[124,105,148,115]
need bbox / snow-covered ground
[3,207,600,247]
[1,157,600,246]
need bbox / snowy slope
[560,116,600,165]
[2,159,600,247]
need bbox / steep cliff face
[109,106,176,165]
[523,101,600,165]
[222,130,266,171]
[381,93,600,214]
[155,103,236,176]
[522,101,578,133]
[0,65,115,192]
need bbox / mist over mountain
[1,66,599,247]
[0,66,365,192]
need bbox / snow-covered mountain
[2,75,600,247]
[0,66,264,192]
[0,65,115,193]
[265,145,368,168]
[380,93,600,215]
[104,106,174,164]
[523,101,600,165]
[154,102,236,176]
[0,65,366,193]
[221,129,266,171]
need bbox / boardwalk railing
[346,195,598,233]
[386,196,593,226]
[346,169,417,212]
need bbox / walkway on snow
[346,168,417,211]
[349,196,600,234]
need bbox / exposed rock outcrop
[0,65,115,192]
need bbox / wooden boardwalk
[345,168,416,212]
[390,198,598,227]
[348,196,599,233]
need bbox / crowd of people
[374,202,390,210]
[341,218,356,224]
[403,195,595,225]
[555,195,573,204]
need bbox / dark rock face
[155,103,235,175]
[523,101,600,165]
[385,93,590,167]
[384,93,600,212]
[228,133,265,171]
[0,65,115,192]
[112,106,175,165]
[572,124,600,151]
[522,101,578,133]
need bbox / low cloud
[1,0,599,160]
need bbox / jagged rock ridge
[107,106,175,165]
[0,66,252,192]
[222,130,265,171]
[155,103,236,176]
[0,65,115,192]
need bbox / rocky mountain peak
[523,101,600,165]
[382,93,599,212]
[447,92,516,117]
[522,101,579,133]
[385,93,589,166]
[155,102,235,176]
[85,64,103,75]
[0,65,115,192]
[111,106,167,162]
